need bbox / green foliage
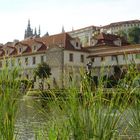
[0,66,21,140]
[35,64,140,140]
[128,27,140,44]
[117,29,127,40]
[34,62,51,90]
[34,62,51,80]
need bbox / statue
[86,61,92,77]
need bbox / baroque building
[100,19,140,35]
[0,32,88,89]
[68,19,140,48]
[68,25,99,47]
[1,20,140,89]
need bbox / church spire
[24,19,33,39]
[34,27,37,35]
[62,25,65,33]
[28,19,30,27]
[38,25,41,36]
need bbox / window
[91,58,95,62]
[112,55,117,61]
[76,42,79,47]
[25,57,28,65]
[101,57,105,61]
[41,55,44,63]
[0,61,2,68]
[32,57,36,64]
[80,54,84,63]
[26,74,29,79]
[34,46,36,51]
[69,53,73,62]
[19,48,22,53]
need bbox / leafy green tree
[117,29,127,40]
[128,27,140,44]
[34,62,51,90]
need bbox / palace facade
[0,20,140,89]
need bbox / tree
[34,62,51,90]
[128,27,140,44]
[117,29,127,40]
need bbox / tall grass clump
[36,63,140,140]
[0,63,21,140]
[56,73,123,140]
[117,63,140,139]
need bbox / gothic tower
[62,25,65,33]
[24,20,33,39]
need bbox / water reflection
[15,96,48,140]
[15,95,140,140]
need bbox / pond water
[15,96,49,140]
[15,95,140,140]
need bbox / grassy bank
[0,66,21,140]
[36,65,140,140]
[0,63,140,139]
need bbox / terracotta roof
[94,33,129,46]
[20,38,36,46]
[9,48,17,55]
[88,50,140,57]
[0,32,88,58]
[37,44,47,51]
[15,42,32,54]
[36,33,74,50]
[0,48,5,57]
[87,44,140,57]
[96,33,120,40]
[3,45,17,56]
[22,46,32,54]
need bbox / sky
[0,0,139,44]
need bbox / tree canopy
[34,62,51,80]
[34,62,51,90]
[128,27,140,44]
[117,30,127,40]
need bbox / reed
[37,64,140,140]
[0,64,21,140]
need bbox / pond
[15,95,140,140]
[15,96,50,140]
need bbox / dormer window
[76,42,79,47]
[34,45,36,51]
[19,48,22,53]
